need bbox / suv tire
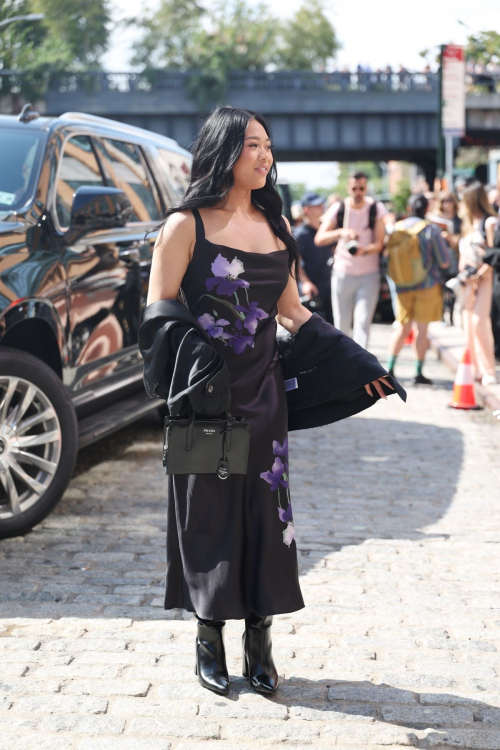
[0,347,78,539]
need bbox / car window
[56,135,105,229]
[157,148,190,201]
[101,139,161,223]
[0,130,45,212]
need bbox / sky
[102,0,499,188]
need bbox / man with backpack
[386,193,450,385]
[314,171,386,348]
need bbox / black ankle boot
[242,613,279,695]
[195,617,229,696]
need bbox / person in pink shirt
[314,171,386,348]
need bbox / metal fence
[1,69,499,97]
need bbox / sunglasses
[351,186,366,193]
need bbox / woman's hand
[364,376,394,400]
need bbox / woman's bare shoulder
[157,210,196,246]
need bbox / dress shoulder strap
[191,208,206,243]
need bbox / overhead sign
[442,44,466,137]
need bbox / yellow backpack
[387,219,431,288]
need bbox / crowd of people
[292,172,500,387]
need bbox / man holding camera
[314,171,386,348]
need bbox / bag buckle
[217,459,230,480]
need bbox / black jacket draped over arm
[139,300,406,432]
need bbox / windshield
[0,129,45,213]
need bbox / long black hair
[162,105,300,279]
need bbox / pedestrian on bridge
[314,171,386,349]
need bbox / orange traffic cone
[449,348,481,410]
[404,328,414,346]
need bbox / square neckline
[193,208,288,257]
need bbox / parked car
[0,106,192,538]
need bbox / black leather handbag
[163,410,250,480]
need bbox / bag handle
[185,409,233,452]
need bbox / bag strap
[337,200,345,228]
[184,409,233,452]
[368,200,377,230]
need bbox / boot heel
[194,663,198,675]
[242,652,249,677]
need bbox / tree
[275,0,340,71]
[392,179,411,216]
[130,0,339,106]
[465,30,500,67]
[132,0,278,107]
[0,0,111,98]
[130,0,205,69]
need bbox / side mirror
[70,186,133,230]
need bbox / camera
[345,239,360,255]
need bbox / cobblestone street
[1,323,500,749]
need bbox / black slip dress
[163,208,305,620]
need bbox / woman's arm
[486,217,497,249]
[276,274,313,334]
[467,218,497,281]
[277,215,313,333]
[146,211,195,305]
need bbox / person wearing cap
[293,192,334,324]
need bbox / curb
[428,333,500,418]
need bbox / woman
[145,106,392,697]
[460,181,498,385]
[435,191,461,325]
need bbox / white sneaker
[482,374,498,386]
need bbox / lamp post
[0,13,45,30]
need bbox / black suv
[0,107,191,538]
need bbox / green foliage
[392,178,411,216]
[465,30,500,66]
[275,0,340,71]
[129,0,205,69]
[131,0,339,106]
[0,0,111,98]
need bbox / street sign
[442,44,466,137]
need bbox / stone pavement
[1,323,500,750]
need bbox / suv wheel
[0,348,78,539]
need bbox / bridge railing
[1,69,499,96]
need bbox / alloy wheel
[0,376,62,521]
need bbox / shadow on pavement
[222,677,498,745]
[0,414,464,619]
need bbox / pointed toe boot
[242,613,279,695]
[195,618,230,696]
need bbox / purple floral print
[197,253,268,355]
[260,457,289,491]
[278,503,293,523]
[198,313,232,341]
[205,254,250,297]
[234,301,269,334]
[272,438,289,473]
[260,437,295,547]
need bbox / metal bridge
[13,70,500,180]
